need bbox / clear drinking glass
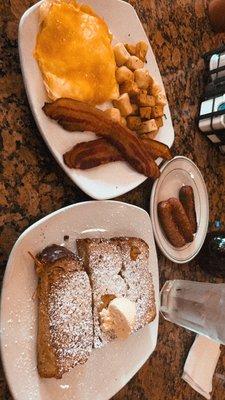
[160,280,225,344]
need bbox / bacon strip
[63,137,171,170]
[141,138,172,161]
[59,116,172,160]
[43,98,160,179]
[63,138,122,169]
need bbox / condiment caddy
[198,44,225,154]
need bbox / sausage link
[179,185,197,234]
[158,201,186,247]
[168,198,194,243]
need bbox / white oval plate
[150,156,209,264]
[18,0,174,200]
[1,201,159,400]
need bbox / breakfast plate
[150,156,209,263]
[1,201,159,400]
[18,0,174,200]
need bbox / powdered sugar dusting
[117,238,156,330]
[49,271,93,376]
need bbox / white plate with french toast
[150,156,209,263]
[1,201,159,400]
[18,0,174,200]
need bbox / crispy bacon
[63,137,171,169]
[140,138,172,161]
[63,138,122,169]
[58,116,172,161]
[43,98,160,179]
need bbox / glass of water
[160,280,225,344]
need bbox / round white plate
[1,201,159,400]
[150,156,209,264]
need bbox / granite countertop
[0,0,225,399]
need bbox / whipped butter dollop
[100,297,136,339]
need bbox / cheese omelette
[34,0,119,104]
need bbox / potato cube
[115,66,134,84]
[134,68,151,89]
[152,105,164,118]
[135,41,148,62]
[126,56,144,71]
[138,119,158,134]
[104,108,121,123]
[125,42,148,61]
[124,43,136,55]
[136,89,147,106]
[137,91,156,107]
[155,117,163,128]
[156,92,167,106]
[148,75,154,90]
[139,106,152,119]
[113,93,133,117]
[113,43,130,66]
[131,103,139,115]
[152,80,166,104]
[126,116,142,130]
[120,117,127,126]
[139,89,147,95]
[151,82,161,96]
[146,95,156,107]
[120,80,139,96]
[142,131,158,140]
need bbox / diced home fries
[104,108,121,123]
[126,56,144,71]
[113,43,130,66]
[137,92,156,107]
[120,80,139,97]
[115,66,133,84]
[125,41,148,62]
[111,41,166,135]
[113,93,133,117]
[131,103,138,115]
[138,119,158,134]
[126,116,142,131]
[134,68,152,90]
[140,107,152,119]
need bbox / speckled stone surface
[0,0,225,399]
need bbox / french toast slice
[114,237,156,330]
[35,244,93,378]
[77,237,156,348]
[77,238,127,348]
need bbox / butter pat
[100,297,136,339]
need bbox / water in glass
[160,280,225,344]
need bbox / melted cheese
[34,0,118,104]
